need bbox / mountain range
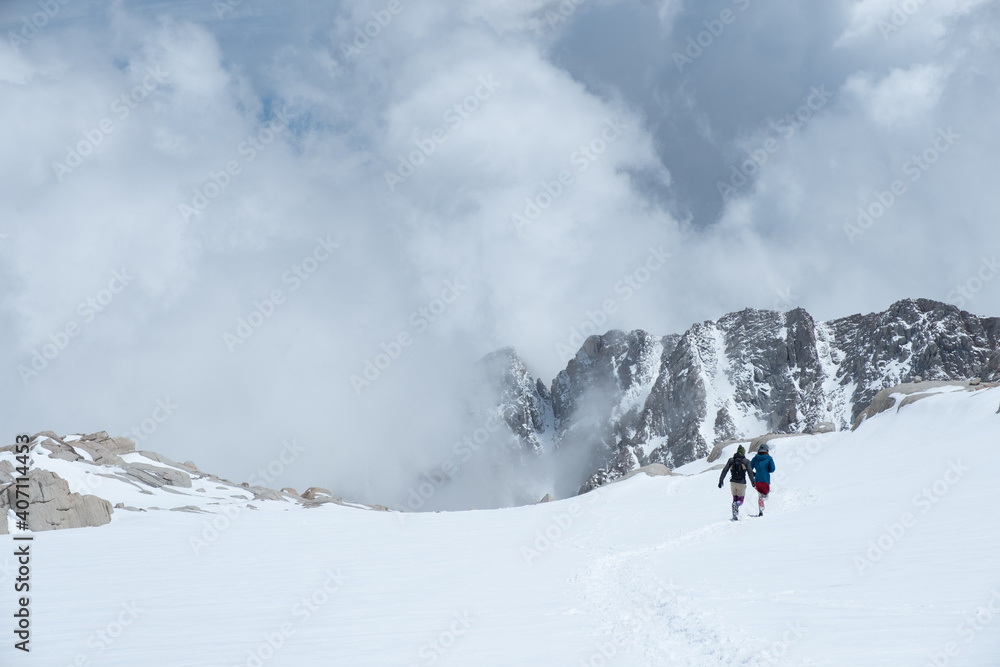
[480,298,1000,493]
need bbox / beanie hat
[758,443,769,453]
[736,445,746,455]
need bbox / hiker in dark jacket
[718,445,755,520]
[750,443,776,516]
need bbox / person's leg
[755,482,769,515]
[731,482,746,504]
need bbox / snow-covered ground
[4,384,1000,666]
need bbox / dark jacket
[751,453,775,484]
[719,452,754,486]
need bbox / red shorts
[755,482,770,496]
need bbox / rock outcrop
[1,469,112,533]
[483,298,1000,492]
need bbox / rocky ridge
[481,298,1000,492]
[0,431,384,533]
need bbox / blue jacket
[750,453,775,484]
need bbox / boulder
[80,431,110,442]
[707,439,747,463]
[1,469,111,532]
[281,487,300,497]
[139,451,197,472]
[539,494,555,503]
[852,381,970,430]
[749,433,800,453]
[169,505,207,513]
[72,440,125,466]
[249,486,284,502]
[123,463,192,489]
[613,463,675,485]
[0,460,14,485]
[809,422,836,434]
[39,439,83,462]
[302,487,333,500]
[32,431,66,444]
[104,437,136,454]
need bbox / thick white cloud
[1,0,998,508]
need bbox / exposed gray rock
[39,439,83,462]
[485,298,1000,493]
[139,451,197,472]
[614,463,674,483]
[539,494,555,503]
[1,469,111,532]
[249,486,285,501]
[0,460,14,486]
[748,433,801,454]
[170,505,207,513]
[72,440,125,466]
[122,463,192,489]
[302,487,333,500]
[851,381,970,429]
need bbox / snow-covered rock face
[483,298,1000,492]
[0,433,383,532]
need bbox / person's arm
[748,463,755,485]
[718,459,732,487]
[768,457,775,473]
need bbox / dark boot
[732,500,739,520]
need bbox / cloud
[1,0,999,509]
[844,63,950,128]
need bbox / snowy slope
[3,385,1000,666]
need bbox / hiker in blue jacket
[750,443,776,517]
